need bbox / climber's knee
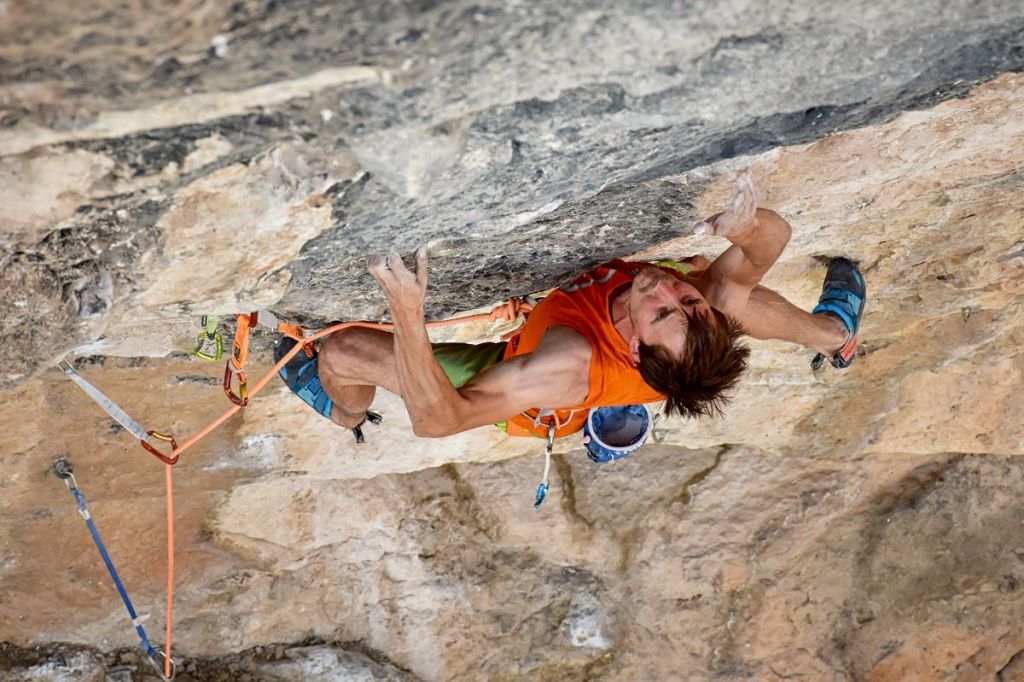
[319,327,397,385]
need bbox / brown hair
[637,308,750,419]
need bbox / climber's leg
[317,330,508,429]
[730,284,848,355]
[318,327,400,428]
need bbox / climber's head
[627,267,750,418]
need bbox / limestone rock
[2,1,1024,680]
[3,0,1024,385]
[0,646,107,682]
[135,142,362,316]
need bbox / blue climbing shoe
[276,337,334,419]
[811,257,866,370]
[275,337,383,442]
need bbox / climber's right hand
[368,245,429,319]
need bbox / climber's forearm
[368,246,561,439]
[708,208,792,289]
[367,247,471,436]
[390,307,470,437]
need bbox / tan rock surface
[3,28,1024,682]
[136,143,362,316]
[0,148,115,238]
[3,74,1024,680]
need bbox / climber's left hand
[693,172,760,244]
[368,246,429,318]
[698,170,793,299]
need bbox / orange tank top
[503,259,683,438]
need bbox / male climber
[275,173,866,441]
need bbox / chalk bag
[582,404,653,463]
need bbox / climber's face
[627,267,710,362]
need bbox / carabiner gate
[223,362,249,406]
[147,649,177,681]
[223,312,257,405]
[533,423,556,510]
[141,431,179,466]
[192,315,224,361]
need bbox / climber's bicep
[449,327,592,433]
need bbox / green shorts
[432,341,508,388]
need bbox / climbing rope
[51,458,176,681]
[489,296,537,339]
[171,302,534,463]
[61,299,544,471]
[55,297,538,669]
[164,462,175,680]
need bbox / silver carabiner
[147,649,177,681]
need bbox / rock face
[2,0,1024,680]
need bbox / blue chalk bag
[583,404,654,463]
